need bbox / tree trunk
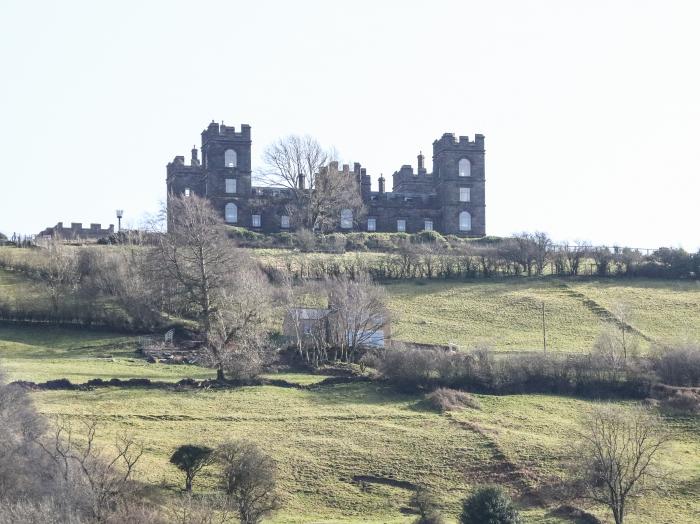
[216,366,225,382]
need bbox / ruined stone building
[166,121,485,236]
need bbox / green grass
[386,280,603,352]
[0,325,214,383]
[31,385,699,523]
[567,279,700,344]
[386,279,700,352]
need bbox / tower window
[424,219,433,231]
[460,187,470,202]
[184,188,191,197]
[367,218,376,231]
[225,203,238,223]
[397,219,406,232]
[225,178,237,194]
[281,215,290,229]
[224,149,237,168]
[252,214,261,228]
[459,211,471,231]
[459,158,471,177]
[340,209,353,229]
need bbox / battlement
[432,132,485,153]
[38,222,115,240]
[201,121,251,143]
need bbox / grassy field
[0,324,214,383]
[31,382,700,523]
[1,251,699,522]
[0,318,697,522]
[386,279,700,352]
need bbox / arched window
[458,158,471,177]
[340,209,353,229]
[459,211,471,232]
[224,203,238,223]
[224,149,237,168]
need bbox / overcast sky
[1,1,698,249]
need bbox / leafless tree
[216,440,281,524]
[532,231,553,275]
[563,241,591,276]
[42,237,79,312]
[259,135,363,232]
[38,415,143,522]
[157,194,273,380]
[570,405,671,524]
[327,274,391,362]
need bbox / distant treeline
[251,231,699,281]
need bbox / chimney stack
[417,151,424,172]
[191,146,199,164]
[378,174,385,194]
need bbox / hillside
[1,324,698,523]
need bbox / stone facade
[38,222,115,240]
[166,121,486,236]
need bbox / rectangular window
[460,187,470,202]
[281,215,290,229]
[184,188,191,197]
[367,218,376,232]
[225,178,237,194]
[424,220,433,231]
[397,219,406,232]
[252,214,261,227]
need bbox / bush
[653,344,700,386]
[410,487,444,524]
[459,485,521,524]
[426,388,481,412]
[660,390,700,414]
[379,347,652,398]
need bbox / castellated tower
[433,133,486,236]
[166,121,486,236]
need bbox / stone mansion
[166,121,485,236]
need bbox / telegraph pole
[542,302,547,353]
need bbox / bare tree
[38,415,143,522]
[42,237,79,312]
[216,440,281,524]
[259,135,327,228]
[327,274,391,362]
[532,231,553,275]
[259,135,363,232]
[157,194,273,380]
[564,241,591,276]
[570,405,671,524]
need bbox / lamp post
[116,209,124,232]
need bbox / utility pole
[542,301,547,353]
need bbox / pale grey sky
[1,1,698,249]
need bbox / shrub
[459,485,521,524]
[660,390,700,414]
[216,440,281,524]
[653,344,700,386]
[426,388,481,412]
[410,487,444,524]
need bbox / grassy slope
[386,279,700,352]
[386,280,603,352]
[32,385,699,524]
[0,325,214,382]
[567,279,700,344]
